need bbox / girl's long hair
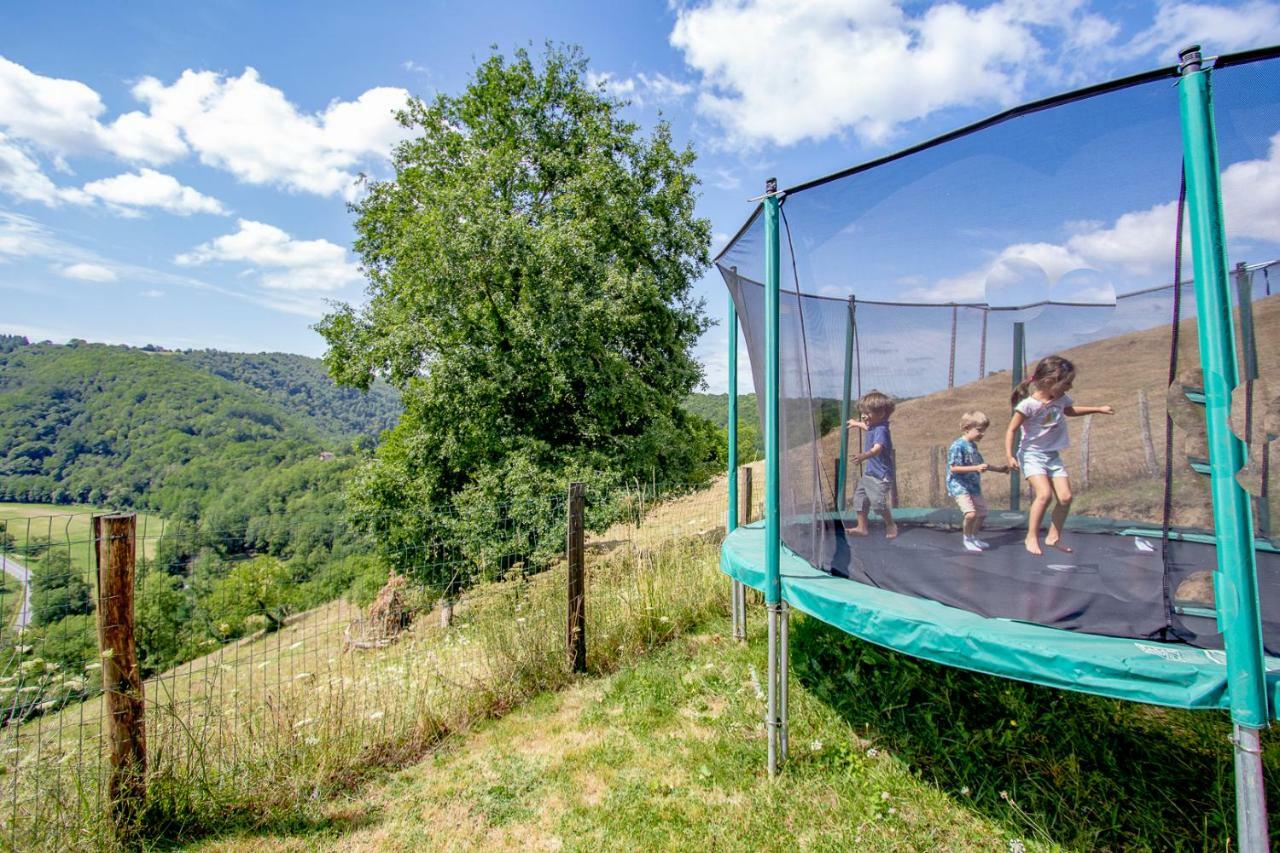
[1011,355,1076,407]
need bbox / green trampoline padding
[722,521,1280,716]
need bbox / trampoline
[716,44,1280,845]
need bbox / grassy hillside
[183,616,1277,851]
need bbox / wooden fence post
[929,446,941,507]
[1080,415,1093,490]
[93,513,144,836]
[1137,388,1160,476]
[566,482,586,673]
[741,467,754,525]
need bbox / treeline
[172,349,400,441]
[0,337,385,518]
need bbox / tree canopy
[319,45,718,581]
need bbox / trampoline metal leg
[731,579,746,641]
[780,601,789,763]
[766,604,778,778]
[1234,724,1269,852]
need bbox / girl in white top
[1004,355,1114,555]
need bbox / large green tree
[318,45,717,582]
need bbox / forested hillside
[173,350,400,440]
[0,336,379,518]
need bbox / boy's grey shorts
[853,474,891,513]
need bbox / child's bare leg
[1024,475,1053,555]
[962,512,977,537]
[846,510,870,536]
[1045,477,1074,552]
[881,506,898,539]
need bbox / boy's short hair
[858,390,895,418]
[960,411,990,431]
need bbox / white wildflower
[810,740,823,752]
[960,786,971,796]
[866,747,879,758]
[369,711,385,721]
[888,807,897,815]
[880,791,890,801]
[1008,841,1026,853]
[305,737,319,746]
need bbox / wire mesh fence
[0,474,735,850]
[0,473,742,845]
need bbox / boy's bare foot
[1024,537,1043,556]
[1045,536,1073,553]
[844,525,868,537]
[885,522,899,539]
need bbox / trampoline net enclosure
[718,50,1280,655]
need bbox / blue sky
[2,1,1278,393]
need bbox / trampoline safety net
[718,49,1280,655]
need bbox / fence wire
[0,474,734,850]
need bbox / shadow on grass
[791,616,1278,850]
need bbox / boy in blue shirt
[845,390,897,539]
[947,411,1008,552]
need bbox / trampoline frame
[720,45,1273,847]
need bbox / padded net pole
[764,178,784,777]
[1179,43,1268,849]
[837,297,855,512]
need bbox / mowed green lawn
[0,502,166,579]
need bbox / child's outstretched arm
[1064,404,1115,416]
[846,417,868,431]
[1005,412,1025,471]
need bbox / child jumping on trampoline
[1005,355,1114,556]
[947,411,1008,552]
[845,390,898,539]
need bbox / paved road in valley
[0,556,31,629]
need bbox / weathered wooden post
[1137,388,1160,476]
[947,305,958,389]
[1080,415,1093,490]
[566,482,586,673]
[93,513,145,836]
[741,467,754,525]
[929,446,942,506]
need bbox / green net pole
[1009,322,1025,512]
[837,297,855,512]
[764,182,781,608]
[1178,43,1268,850]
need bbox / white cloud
[140,289,164,298]
[176,219,362,292]
[1125,2,1280,60]
[81,168,226,216]
[0,56,410,198]
[131,69,410,197]
[59,262,117,282]
[588,71,694,107]
[670,0,1119,147]
[0,132,91,207]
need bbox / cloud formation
[81,168,227,216]
[129,69,410,197]
[176,219,363,292]
[0,56,411,204]
[670,0,1118,147]
[59,262,118,282]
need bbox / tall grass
[6,534,725,851]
